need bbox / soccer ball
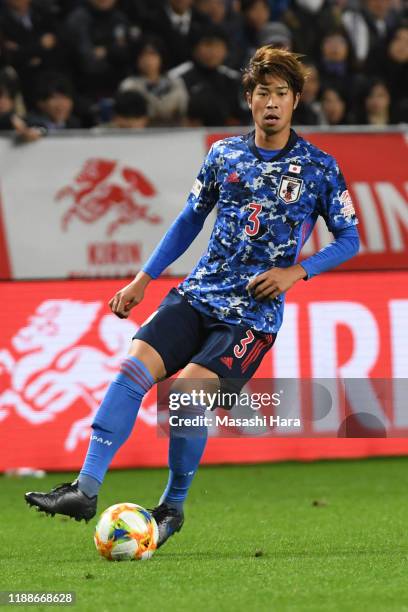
[94,503,159,561]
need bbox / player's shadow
[157,547,406,560]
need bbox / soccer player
[25,46,359,548]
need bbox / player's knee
[128,339,166,380]
[112,356,155,396]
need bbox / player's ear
[246,91,252,109]
[293,92,300,110]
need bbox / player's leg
[25,340,165,521]
[25,288,203,521]
[152,319,277,544]
[77,340,165,497]
[151,363,219,547]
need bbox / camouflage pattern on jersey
[178,130,358,333]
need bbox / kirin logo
[55,159,162,236]
[0,300,156,451]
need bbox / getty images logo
[91,434,112,446]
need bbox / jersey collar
[246,128,298,162]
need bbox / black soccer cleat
[149,503,184,548]
[24,480,97,522]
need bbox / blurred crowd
[0,0,407,140]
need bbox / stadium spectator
[240,0,270,55]
[117,0,151,25]
[34,1,82,18]
[65,0,134,99]
[182,90,223,126]
[293,61,324,124]
[194,0,244,68]
[282,0,339,59]
[26,72,80,130]
[366,23,408,115]
[0,67,42,139]
[0,0,68,105]
[118,36,188,126]
[144,0,210,69]
[342,0,400,64]
[385,24,408,119]
[261,22,292,50]
[356,78,394,124]
[320,86,350,125]
[105,89,149,128]
[265,0,291,21]
[0,0,406,127]
[318,29,357,93]
[224,1,293,70]
[195,0,228,24]
[169,25,247,126]
[0,67,20,128]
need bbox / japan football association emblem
[278,175,303,204]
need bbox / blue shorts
[133,288,276,394]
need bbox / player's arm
[300,156,360,280]
[248,226,359,300]
[109,146,219,318]
[300,224,359,280]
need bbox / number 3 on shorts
[245,203,262,237]
[234,330,255,358]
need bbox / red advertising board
[1,274,407,472]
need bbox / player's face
[247,76,299,137]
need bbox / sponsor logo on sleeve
[340,190,356,219]
[191,178,203,199]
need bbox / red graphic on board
[55,159,162,236]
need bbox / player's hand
[108,272,151,319]
[247,264,307,301]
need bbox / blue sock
[160,402,208,513]
[78,357,154,496]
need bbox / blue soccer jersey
[177,130,358,334]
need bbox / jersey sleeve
[301,224,360,280]
[317,157,358,233]
[142,145,219,279]
[185,143,219,220]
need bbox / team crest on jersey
[278,175,303,204]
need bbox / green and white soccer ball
[94,503,159,561]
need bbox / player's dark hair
[242,46,307,97]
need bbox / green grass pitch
[2,457,408,612]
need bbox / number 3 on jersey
[245,203,262,237]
